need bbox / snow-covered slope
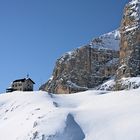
[1,89,140,140]
[98,77,140,91]
[90,29,120,51]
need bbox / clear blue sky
[0,0,129,93]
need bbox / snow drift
[0,89,140,140]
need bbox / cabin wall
[12,82,23,91]
[23,80,33,91]
[11,80,33,91]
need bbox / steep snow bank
[0,89,140,140]
[98,77,140,90]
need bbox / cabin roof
[13,78,35,84]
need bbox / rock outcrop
[40,0,140,93]
[40,30,120,94]
[115,0,140,90]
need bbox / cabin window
[123,69,126,74]
[19,83,22,86]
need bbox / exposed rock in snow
[97,78,116,91]
[115,77,140,90]
[98,77,140,91]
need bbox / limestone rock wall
[39,0,140,93]
[116,0,140,90]
[40,30,120,94]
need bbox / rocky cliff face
[116,0,140,90]
[40,30,120,94]
[40,0,140,93]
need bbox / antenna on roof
[27,74,29,78]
